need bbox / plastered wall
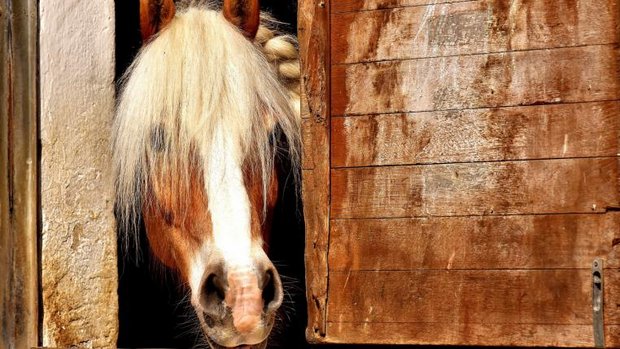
[40,1,118,347]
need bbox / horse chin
[197,311,272,349]
[204,338,268,349]
[203,330,269,349]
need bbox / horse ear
[140,0,176,43]
[223,0,260,39]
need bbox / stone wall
[40,0,118,347]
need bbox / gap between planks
[330,211,620,220]
[330,98,620,118]
[325,320,607,325]
[329,268,610,272]
[330,155,620,170]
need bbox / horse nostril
[262,269,282,311]
[200,264,228,327]
[204,273,226,302]
[204,314,216,328]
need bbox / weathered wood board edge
[299,0,331,343]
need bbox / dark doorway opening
[114,2,306,348]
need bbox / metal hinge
[592,258,605,348]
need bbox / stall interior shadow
[114,1,306,348]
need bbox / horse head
[114,1,300,347]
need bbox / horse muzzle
[194,258,283,348]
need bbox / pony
[113,0,301,347]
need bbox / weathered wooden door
[300,0,620,346]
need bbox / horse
[113,0,301,347]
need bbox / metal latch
[592,258,604,348]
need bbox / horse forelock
[113,4,300,251]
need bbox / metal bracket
[592,258,605,348]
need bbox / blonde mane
[113,4,301,246]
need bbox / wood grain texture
[331,157,619,219]
[324,322,596,346]
[0,1,39,348]
[299,0,331,342]
[606,269,620,331]
[332,0,618,63]
[590,267,620,347]
[332,45,619,115]
[331,0,470,13]
[329,213,620,271]
[607,245,620,268]
[301,118,319,169]
[328,269,620,324]
[332,101,619,167]
[606,325,620,348]
[321,0,620,346]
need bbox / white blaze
[190,125,254,300]
[187,126,272,345]
[207,126,253,266]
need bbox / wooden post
[0,1,39,348]
[299,0,331,343]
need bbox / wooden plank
[324,322,595,347]
[329,213,620,271]
[331,102,619,167]
[331,158,619,219]
[332,0,470,13]
[606,242,620,346]
[607,325,620,348]
[608,250,620,269]
[332,45,619,115]
[0,1,39,349]
[299,0,331,342]
[606,243,620,348]
[332,0,618,63]
[605,269,620,325]
[606,242,620,268]
[301,118,331,170]
[327,269,618,324]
